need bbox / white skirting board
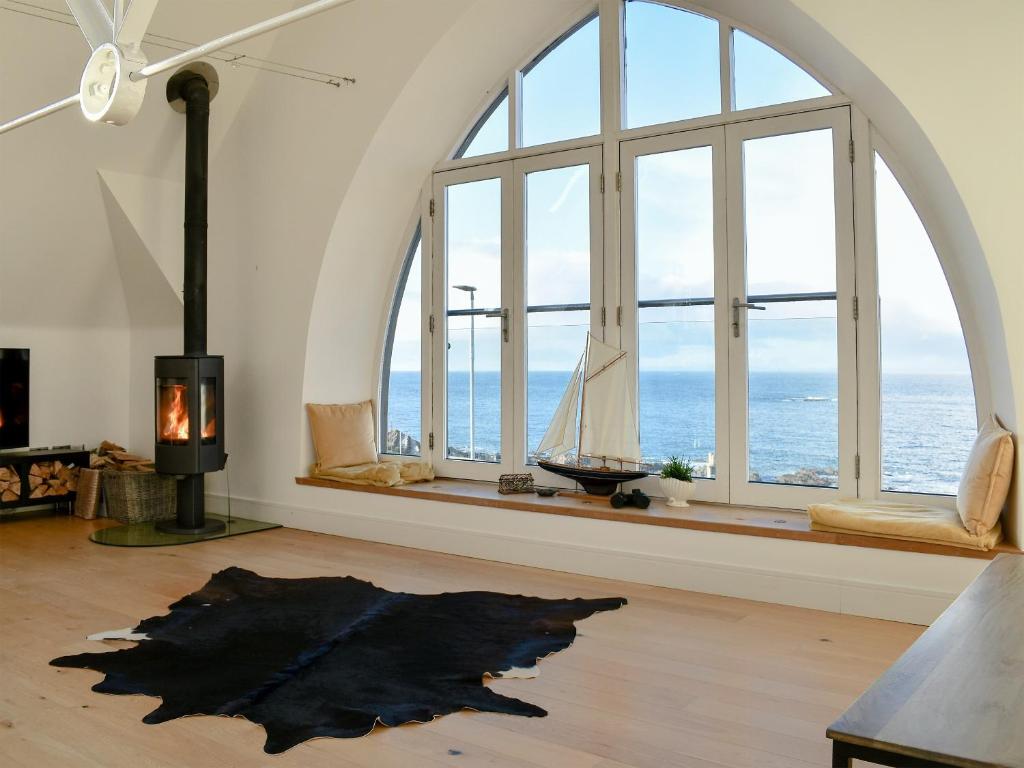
[206,489,988,625]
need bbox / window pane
[635,146,716,476]
[383,239,422,456]
[445,178,503,462]
[875,155,975,494]
[733,29,829,111]
[747,303,838,486]
[521,16,600,147]
[525,165,592,462]
[458,92,508,159]
[625,1,720,129]
[744,130,835,295]
[742,130,838,486]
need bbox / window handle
[732,297,766,338]
[485,308,509,342]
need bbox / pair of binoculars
[609,489,651,510]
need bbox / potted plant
[659,456,696,507]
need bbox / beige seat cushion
[808,498,1002,551]
[315,462,402,487]
[957,415,1014,536]
[387,459,435,485]
[306,401,378,472]
[314,459,434,488]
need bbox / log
[1,490,17,502]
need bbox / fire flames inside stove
[157,378,216,446]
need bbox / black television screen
[0,349,29,450]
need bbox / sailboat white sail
[536,352,584,459]
[537,333,642,467]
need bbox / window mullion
[719,23,734,112]
[508,70,522,150]
[851,107,879,501]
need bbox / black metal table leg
[831,739,957,767]
[832,740,854,767]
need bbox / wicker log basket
[73,468,103,520]
[102,471,176,524]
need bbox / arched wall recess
[303,0,1018,543]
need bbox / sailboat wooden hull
[537,460,648,496]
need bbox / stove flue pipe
[177,71,211,356]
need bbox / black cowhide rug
[52,566,626,753]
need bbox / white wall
[0,0,295,454]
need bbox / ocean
[385,370,976,496]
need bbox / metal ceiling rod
[0,93,81,134]
[133,0,356,81]
[0,0,355,136]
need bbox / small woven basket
[102,471,176,524]
[498,473,535,494]
[74,468,103,519]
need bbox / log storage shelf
[0,447,90,511]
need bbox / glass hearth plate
[90,514,280,547]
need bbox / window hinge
[428,432,434,450]
[615,171,622,192]
[428,314,435,334]
[601,306,607,327]
[617,306,622,326]
[429,198,435,217]
[848,138,855,164]
[852,296,859,321]
[855,453,861,479]
[599,173,605,194]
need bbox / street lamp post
[453,285,477,460]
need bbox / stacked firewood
[26,461,78,499]
[0,465,21,502]
[90,441,156,473]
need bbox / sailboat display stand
[536,334,648,496]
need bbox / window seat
[295,476,1019,560]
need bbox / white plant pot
[659,477,696,507]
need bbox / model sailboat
[537,333,648,495]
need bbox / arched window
[380,230,422,456]
[380,1,978,507]
[457,90,508,159]
[874,154,975,495]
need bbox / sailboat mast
[576,334,590,468]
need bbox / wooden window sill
[295,476,1019,560]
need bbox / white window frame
[430,162,517,480]
[725,106,858,508]
[854,127,982,509]
[513,146,606,479]
[619,125,730,503]
[373,0,981,509]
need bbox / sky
[387,1,972,386]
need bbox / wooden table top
[828,554,1024,768]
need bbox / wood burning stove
[155,355,225,474]
[154,64,226,535]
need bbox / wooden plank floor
[0,515,924,768]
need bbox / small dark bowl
[535,487,558,497]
